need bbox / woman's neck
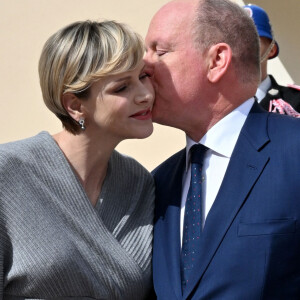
[53,130,117,206]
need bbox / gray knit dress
[0,132,155,300]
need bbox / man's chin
[151,112,166,125]
[151,106,174,127]
[152,116,174,128]
[151,107,160,123]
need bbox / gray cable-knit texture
[0,132,155,300]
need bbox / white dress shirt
[256,75,271,103]
[180,98,255,245]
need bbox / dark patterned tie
[181,144,208,291]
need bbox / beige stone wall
[0,0,185,171]
[1,0,298,170]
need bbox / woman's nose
[135,87,154,104]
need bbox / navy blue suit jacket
[152,102,300,299]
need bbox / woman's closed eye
[114,84,128,93]
[139,72,151,80]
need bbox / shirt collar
[256,75,271,103]
[185,97,255,171]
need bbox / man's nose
[143,51,155,69]
[143,60,154,87]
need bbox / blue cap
[243,4,279,59]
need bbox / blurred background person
[0,20,155,299]
[244,4,300,117]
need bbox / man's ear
[207,43,232,83]
[61,93,83,122]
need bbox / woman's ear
[61,93,83,122]
[206,43,232,83]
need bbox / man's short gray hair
[193,0,260,84]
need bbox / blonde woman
[0,21,155,299]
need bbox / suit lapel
[183,102,271,299]
[154,150,186,299]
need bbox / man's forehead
[145,23,181,48]
[152,0,195,22]
[156,0,198,14]
[146,4,193,41]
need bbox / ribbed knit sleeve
[0,205,3,298]
[0,162,7,300]
[0,132,155,300]
[97,150,154,274]
[0,187,11,300]
[0,237,3,299]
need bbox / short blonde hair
[38,20,145,134]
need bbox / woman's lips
[130,108,152,120]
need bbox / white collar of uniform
[185,97,255,171]
[256,75,271,103]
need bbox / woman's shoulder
[0,131,52,167]
[111,150,153,183]
[0,131,51,149]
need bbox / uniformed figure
[244,4,300,117]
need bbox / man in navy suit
[144,0,300,299]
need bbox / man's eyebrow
[146,41,158,49]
